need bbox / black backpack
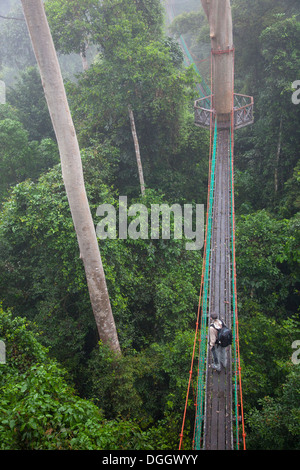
[212,321,232,347]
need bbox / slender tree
[20,0,121,355]
[44,0,154,196]
[44,0,94,72]
[128,105,145,196]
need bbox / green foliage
[0,105,59,202]
[169,11,204,38]
[281,161,300,217]
[45,0,98,56]
[58,0,202,202]
[238,308,299,404]
[0,4,36,73]
[0,118,31,185]
[45,0,165,58]
[231,3,300,212]
[0,308,181,450]
[7,67,54,141]
[85,329,195,419]
[236,210,298,315]
[67,53,202,200]
[246,367,300,450]
[0,163,96,369]
[0,157,201,374]
[84,330,196,449]
[0,0,299,451]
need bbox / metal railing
[194,95,214,129]
[194,94,254,129]
[233,93,254,129]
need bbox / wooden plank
[210,369,219,449]
[218,129,228,450]
[204,356,213,449]
[204,125,233,450]
[223,129,233,450]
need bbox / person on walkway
[209,312,227,372]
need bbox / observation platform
[194,94,254,130]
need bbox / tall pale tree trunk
[21,0,121,355]
[201,0,234,121]
[80,51,89,71]
[128,105,145,196]
[80,42,89,71]
[274,116,283,194]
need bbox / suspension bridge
[180,93,253,452]
[165,1,254,451]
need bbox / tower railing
[194,94,254,129]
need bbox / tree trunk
[201,0,234,120]
[274,116,283,194]
[21,0,121,355]
[80,51,89,71]
[128,105,145,196]
[80,42,89,71]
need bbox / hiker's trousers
[212,345,227,370]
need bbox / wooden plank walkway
[203,125,233,450]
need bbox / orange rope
[230,48,246,450]
[179,62,215,450]
[230,150,246,449]
[179,122,214,450]
[211,47,235,55]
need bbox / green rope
[179,35,211,99]
[166,4,211,103]
[194,122,242,450]
[194,120,217,450]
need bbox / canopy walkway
[179,110,249,451]
[202,124,233,449]
[165,1,253,451]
